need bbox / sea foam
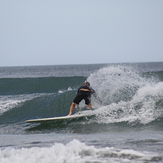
[0,139,159,163]
[86,65,163,125]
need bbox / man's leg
[67,102,77,116]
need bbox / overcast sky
[0,0,163,67]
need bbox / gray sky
[0,0,163,67]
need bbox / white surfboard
[25,114,93,123]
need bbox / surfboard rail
[25,114,93,123]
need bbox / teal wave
[0,77,86,95]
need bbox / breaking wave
[0,65,163,131]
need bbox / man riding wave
[67,81,102,116]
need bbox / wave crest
[87,65,163,125]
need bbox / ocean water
[0,62,163,163]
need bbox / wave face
[0,64,163,133]
[0,77,85,124]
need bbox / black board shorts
[73,91,91,105]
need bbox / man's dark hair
[85,81,90,86]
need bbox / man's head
[83,81,90,86]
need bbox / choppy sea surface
[0,62,163,163]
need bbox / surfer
[67,81,102,116]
